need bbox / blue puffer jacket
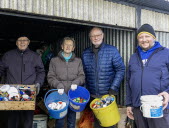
[126,42,169,109]
[82,43,125,96]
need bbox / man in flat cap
[0,36,45,128]
[126,24,169,128]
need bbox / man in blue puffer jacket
[126,24,169,128]
[82,27,125,128]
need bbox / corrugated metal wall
[69,28,136,106]
[156,31,169,48]
[0,0,136,28]
[141,9,169,32]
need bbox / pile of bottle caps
[72,97,87,103]
[91,96,114,109]
[0,84,36,101]
[48,101,66,110]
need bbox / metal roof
[112,0,169,12]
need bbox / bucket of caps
[44,89,69,119]
[0,84,36,101]
[140,95,163,118]
[68,86,90,112]
[90,95,120,127]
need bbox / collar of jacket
[58,50,76,62]
[91,42,105,52]
[16,48,30,54]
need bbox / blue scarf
[137,41,162,65]
[62,52,72,62]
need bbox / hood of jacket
[58,50,76,62]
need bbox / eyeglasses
[90,33,103,38]
[17,40,29,42]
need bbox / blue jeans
[55,108,76,128]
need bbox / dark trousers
[0,111,8,128]
[55,108,76,128]
[8,110,34,128]
[133,107,169,128]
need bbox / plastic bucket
[33,114,47,128]
[90,95,120,127]
[140,95,163,118]
[68,86,90,112]
[44,89,69,119]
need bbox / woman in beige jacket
[47,37,85,128]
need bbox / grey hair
[62,37,76,47]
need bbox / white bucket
[33,114,48,128]
[140,95,163,118]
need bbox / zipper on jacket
[66,62,68,85]
[21,52,23,84]
[94,54,99,96]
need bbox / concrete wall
[141,9,169,32]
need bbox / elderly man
[82,27,125,128]
[0,36,45,128]
[126,24,169,128]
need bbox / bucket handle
[140,105,143,112]
[44,89,58,103]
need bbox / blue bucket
[44,89,69,119]
[68,86,90,112]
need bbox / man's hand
[71,84,77,91]
[127,107,134,120]
[58,89,64,95]
[158,91,169,109]
[35,83,40,95]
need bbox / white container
[140,95,163,118]
[33,114,48,128]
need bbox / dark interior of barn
[0,14,91,57]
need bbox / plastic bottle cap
[0,85,10,92]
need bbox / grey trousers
[133,107,169,128]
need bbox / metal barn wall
[70,28,136,106]
[156,31,169,48]
[141,9,169,32]
[0,0,136,28]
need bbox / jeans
[55,108,76,128]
